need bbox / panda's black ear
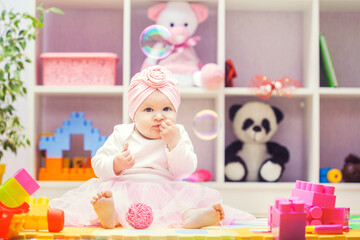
[272,106,284,123]
[229,104,242,121]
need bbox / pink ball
[125,203,153,229]
[201,63,224,90]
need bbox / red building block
[0,201,29,239]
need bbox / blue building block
[39,112,108,158]
[320,168,331,183]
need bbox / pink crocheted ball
[125,203,153,229]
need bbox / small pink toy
[185,169,212,182]
[125,203,153,229]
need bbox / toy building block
[0,201,29,239]
[63,157,71,168]
[291,180,336,208]
[39,112,107,159]
[270,197,306,240]
[304,205,350,226]
[39,128,70,158]
[39,157,96,181]
[0,168,40,208]
[84,128,108,157]
[38,158,68,181]
[73,157,85,168]
[320,168,331,183]
[24,197,64,232]
[321,207,350,226]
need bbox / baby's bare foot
[213,203,225,221]
[91,191,116,229]
[182,204,224,229]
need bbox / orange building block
[39,158,96,181]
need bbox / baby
[50,66,254,228]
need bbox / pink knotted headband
[128,66,180,120]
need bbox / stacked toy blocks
[0,169,37,239]
[24,197,64,232]
[269,197,307,240]
[0,169,35,239]
[0,169,64,239]
[0,168,40,208]
[269,180,350,240]
[0,201,30,239]
[291,180,349,226]
[39,112,107,180]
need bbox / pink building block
[321,207,350,226]
[270,197,307,240]
[13,169,40,195]
[291,180,336,208]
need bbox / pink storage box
[40,52,118,86]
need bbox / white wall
[1,0,32,181]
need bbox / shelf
[179,87,221,98]
[224,87,313,97]
[319,87,360,97]
[41,0,124,10]
[225,0,312,11]
[33,86,125,96]
[320,0,360,12]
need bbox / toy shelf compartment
[37,1,124,86]
[34,95,123,177]
[319,2,360,88]
[224,96,309,182]
[318,0,360,184]
[178,97,219,181]
[224,0,314,89]
[129,0,219,78]
[319,97,360,173]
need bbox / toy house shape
[38,112,107,181]
[39,112,107,157]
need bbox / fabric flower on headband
[248,75,302,100]
[141,65,178,87]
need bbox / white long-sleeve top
[91,123,198,181]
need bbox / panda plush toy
[225,101,289,182]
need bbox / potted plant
[0,4,63,184]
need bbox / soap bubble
[193,110,221,140]
[140,25,174,60]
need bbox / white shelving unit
[28,0,360,216]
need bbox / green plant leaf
[0,4,63,161]
[1,10,6,20]
[49,8,64,15]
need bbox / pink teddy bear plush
[141,2,223,89]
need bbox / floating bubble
[140,25,174,60]
[193,110,221,141]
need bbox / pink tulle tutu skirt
[49,178,255,228]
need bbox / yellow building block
[0,177,30,207]
[24,197,49,231]
[63,157,70,168]
[7,213,27,239]
[73,157,84,168]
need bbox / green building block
[0,177,30,207]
